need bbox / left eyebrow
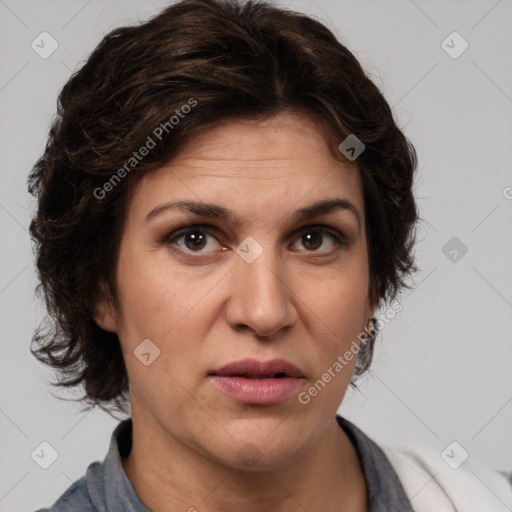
[291,198,361,228]
[145,198,361,228]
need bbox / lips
[210,358,303,379]
[209,358,304,405]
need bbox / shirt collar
[95,418,150,512]
[336,415,414,512]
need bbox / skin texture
[94,113,378,511]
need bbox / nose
[225,246,298,339]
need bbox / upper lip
[210,358,303,378]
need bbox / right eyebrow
[145,200,236,223]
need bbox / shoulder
[33,462,103,512]
[33,418,135,512]
[382,443,512,512]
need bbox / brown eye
[292,226,346,253]
[183,231,208,251]
[165,225,222,254]
[302,232,322,250]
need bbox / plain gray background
[1,0,511,510]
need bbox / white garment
[383,444,512,512]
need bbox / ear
[93,284,118,333]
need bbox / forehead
[129,113,364,224]
[169,113,353,175]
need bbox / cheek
[295,268,369,397]
[113,245,219,395]
[299,265,369,330]
[114,244,207,342]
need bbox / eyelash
[161,223,347,257]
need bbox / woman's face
[96,112,377,470]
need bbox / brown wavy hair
[28,0,419,415]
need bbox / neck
[122,412,367,512]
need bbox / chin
[206,418,311,472]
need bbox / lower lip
[210,376,303,405]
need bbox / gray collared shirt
[35,415,414,511]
